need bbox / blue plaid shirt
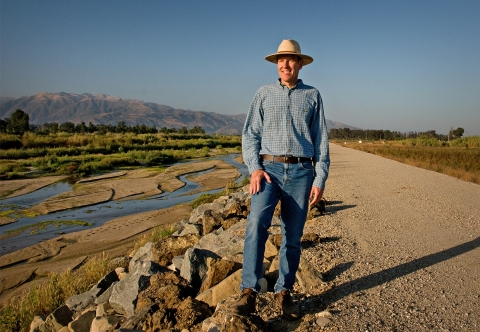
[242,79,330,189]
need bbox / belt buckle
[284,156,287,163]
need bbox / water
[0,154,249,256]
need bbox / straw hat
[265,39,313,65]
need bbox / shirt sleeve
[242,90,264,174]
[311,94,330,189]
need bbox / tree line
[328,127,464,141]
[0,109,206,135]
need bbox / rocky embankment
[28,185,329,332]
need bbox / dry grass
[0,254,123,332]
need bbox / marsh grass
[0,133,241,179]
[341,138,480,184]
[0,254,122,332]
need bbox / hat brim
[265,53,314,65]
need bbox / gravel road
[275,143,480,331]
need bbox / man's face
[277,54,303,87]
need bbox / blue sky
[1,0,479,135]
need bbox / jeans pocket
[300,160,313,170]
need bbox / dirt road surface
[300,143,479,331]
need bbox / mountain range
[0,92,357,134]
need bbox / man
[230,39,330,320]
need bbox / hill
[0,92,357,134]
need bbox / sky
[1,0,479,136]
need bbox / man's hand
[250,169,271,194]
[309,186,324,206]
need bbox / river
[0,154,248,256]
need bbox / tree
[0,119,8,133]
[6,109,30,135]
[59,122,75,133]
[452,127,464,138]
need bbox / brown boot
[275,290,301,320]
[229,288,257,315]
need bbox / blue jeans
[240,159,314,293]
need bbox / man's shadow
[314,236,480,306]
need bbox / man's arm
[242,90,266,194]
[310,92,330,192]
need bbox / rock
[29,316,46,332]
[296,257,327,295]
[174,297,213,330]
[194,221,247,257]
[95,302,113,317]
[121,304,159,330]
[301,232,322,248]
[316,317,332,327]
[308,199,326,219]
[65,288,98,315]
[265,257,279,290]
[222,253,244,265]
[196,269,242,307]
[151,234,201,267]
[173,222,202,237]
[95,281,118,305]
[190,202,225,224]
[135,271,191,312]
[66,269,117,314]
[271,234,282,248]
[95,269,120,292]
[258,278,268,294]
[171,255,184,271]
[90,315,122,332]
[223,201,244,218]
[202,210,224,235]
[129,242,162,276]
[316,310,332,317]
[110,273,152,317]
[264,238,278,260]
[221,216,242,230]
[180,248,221,294]
[199,257,242,293]
[67,309,95,332]
[44,305,73,331]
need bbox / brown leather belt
[261,154,311,164]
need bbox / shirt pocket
[263,102,285,132]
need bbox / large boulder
[109,273,152,317]
[198,257,242,293]
[180,248,221,294]
[151,234,201,267]
[193,220,247,257]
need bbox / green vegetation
[6,220,93,236]
[0,254,122,332]
[0,132,241,179]
[337,136,480,184]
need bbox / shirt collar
[277,78,303,90]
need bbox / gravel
[255,143,480,332]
